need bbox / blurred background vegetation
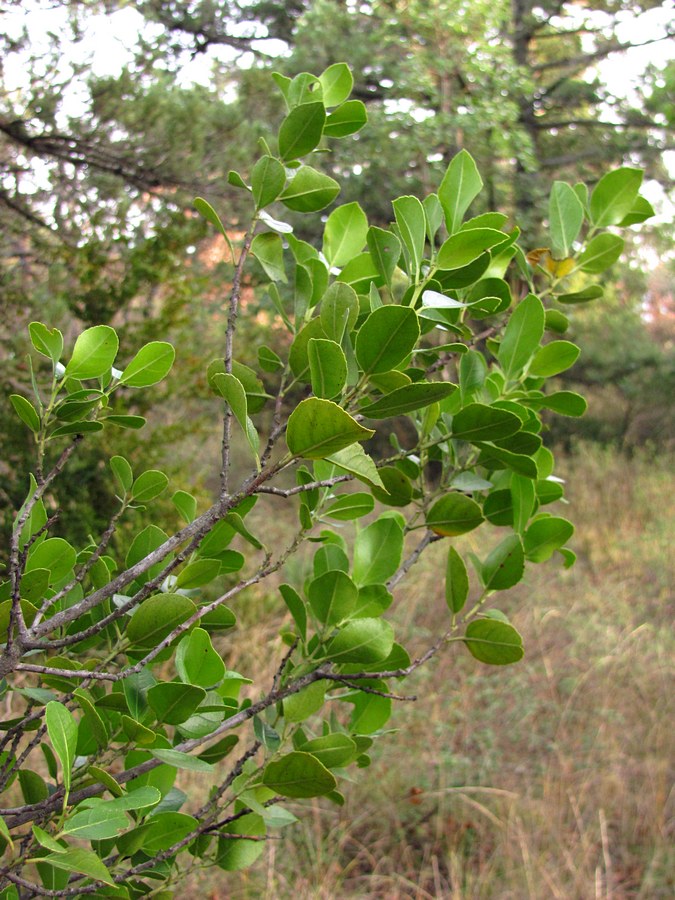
[1,1,673,896]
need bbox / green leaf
[530,391,587,417]
[284,681,325,722]
[308,570,357,626]
[216,813,266,871]
[590,167,643,226]
[29,322,63,363]
[323,202,368,267]
[577,233,624,274]
[119,342,175,388]
[301,734,358,768]
[556,285,603,305]
[288,72,322,106]
[423,193,444,242]
[131,470,169,503]
[26,538,76,584]
[481,535,525,591]
[324,493,375,521]
[427,494,484,537]
[353,516,404,585]
[45,702,78,792]
[618,195,655,226]
[326,443,385,489]
[147,682,206,725]
[367,227,401,286]
[287,398,374,460]
[393,195,426,278]
[278,102,326,161]
[319,62,353,106]
[464,619,524,665]
[437,228,505,270]
[194,197,235,262]
[280,165,340,212]
[251,232,287,283]
[104,415,145,429]
[451,403,521,442]
[126,594,196,650]
[150,749,214,773]
[549,182,584,258]
[445,547,469,613]
[38,848,115,886]
[529,340,580,377]
[10,395,40,433]
[211,372,260,464]
[355,306,419,375]
[323,99,367,137]
[251,155,286,208]
[498,294,545,379]
[175,628,225,688]
[263,751,336,798]
[258,345,284,373]
[65,326,118,379]
[308,339,348,400]
[175,559,220,589]
[62,807,128,841]
[319,281,359,343]
[438,150,483,234]
[325,618,395,663]
[524,516,574,562]
[19,769,49,805]
[360,382,455,418]
[110,455,133,494]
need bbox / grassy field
[188,446,673,899]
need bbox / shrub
[0,64,652,897]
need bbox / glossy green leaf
[45,702,78,792]
[319,62,353,106]
[286,398,374,459]
[427,494,484,537]
[530,340,580,377]
[26,538,76,584]
[325,618,394,663]
[353,516,404,585]
[278,101,325,161]
[308,338,347,399]
[308,570,357,626]
[438,150,483,234]
[549,181,584,258]
[149,749,213,773]
[279,583,307,641]
[104,414,145,429]
[175,559,220,589]
[251,232,287,282]
[147,683,206,725]
[65,326,118,379]
[531,391,587,417]
[464,619,524,665]
[524,516,574,562]
[284,681,325,722]
[577,233,624,273]
[355,306,419,375]
[251,155,286,208]
[29,322,63,363]
[446,547,469,613]
[618,195,655,226]
[367,227,401,286]
[393,195,426,278]
[324,493,375,521]
[326,443,385,489]
[437,228,506,270]
[119,342,175,388]
[369,466,413,507]
[62,807,128,841]
[194,197,235,262]
[319,281,359,342]
[263,752,336,798]
[38,848,114,886]
[10,395,40,433]
[110,455,133,493]
[301,734,358,768]
[360,382,455,418]
[590,167,643,226]
[451,403,521,442]
[258,345,283,373]
[481,535,525,590]
[131,470,169,503]
[280,165,340,212]
[323,99,367,137]
[323,202,368,267]
[423,193,444,241]
[126,594,196,650]
[498,294,545,379]
[556,285,603,305]
[175,628,225,688]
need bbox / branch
[387,530,442,591]
[533,30,674,73]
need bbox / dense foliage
[0,64,654,896]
